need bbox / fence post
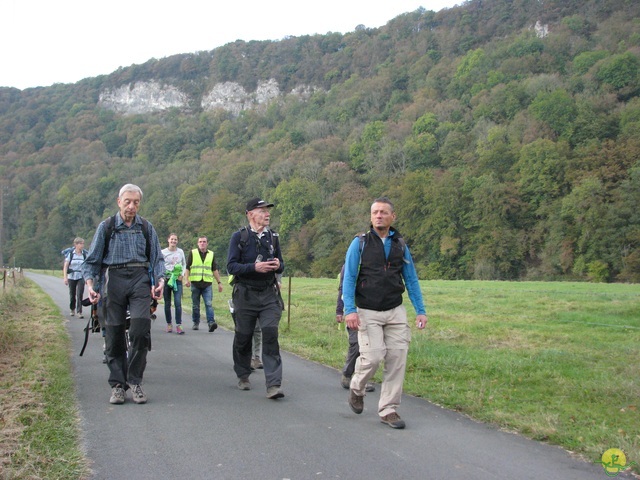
[287,275,292,330]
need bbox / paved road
[28,272,621,480]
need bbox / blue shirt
[82,213,165,284]
[342,230,426,316]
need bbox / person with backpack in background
[82,184,165,405]
[343,197,427,429]
[162,233,186,334]
[227,198,285,399]
[184,236,223,332]
[336,264,375,393]
[63,237,87,318]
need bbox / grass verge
[0,274,89,479]
[212,277,640,473]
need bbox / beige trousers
[350,305,411,417]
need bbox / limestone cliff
[98,78,319,116]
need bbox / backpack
[356,231,407,266]
[61,247,88,269]
[228,226,280,285]
[103,214,151,261]
[238,226,280,255]
[66,250,87,273]
[79,215,151,357]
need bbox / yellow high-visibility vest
[190,249,214,283]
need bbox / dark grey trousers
[232,283,283,388]
[102,266,152,388]
[342,327,360,378]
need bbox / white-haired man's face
[117,190,141,224]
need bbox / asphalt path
[27,271,621,480]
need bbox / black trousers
[68,278,85,313]
[232,283,283,388]
[102,266,152,388]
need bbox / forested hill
[1,0,639,282]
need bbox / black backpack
[103,214,151,261]
[356,231,406,265]
[79,215,152,356]
[229,226,280,283]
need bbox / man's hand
[87,285,100,304]
[416,314,428,330]
[255,259,280,273]
[152,279,164,300]
[345,312,359,330]
[336,314,344,323]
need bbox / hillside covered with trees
[1,0,639,282]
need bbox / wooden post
[287,275,292,330]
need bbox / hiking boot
[166,324,173,333]
[109,384,125,404]
[176,325,184,335]
[266,386,284,399]
[380,412,405,429]
[128,384,147,404]
[192,323,199,330]
[208,322,218,333]
[365,383,376,392]
[251,357,263,370]
[238,377,251,391]
[341,375,351,389]
[348,390,364,414]
[70,311,75,316]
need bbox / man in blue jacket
[343,197,427,429]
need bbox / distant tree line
[0,0,639,282]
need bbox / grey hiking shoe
[365,383,375,392]
[380,412,406,429]
[128,383,147,404]
[266,386,284,399]
[109,384,125,404]
[348,390,364,414]
[251,357,263,370]
[238,377,251,390]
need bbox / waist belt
[106,262,149,269]
[236,278,274,289]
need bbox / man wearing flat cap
[227,198,285,399]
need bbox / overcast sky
[1,0,460,90]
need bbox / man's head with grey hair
[117,184,143,225]
[119,184,143,200]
